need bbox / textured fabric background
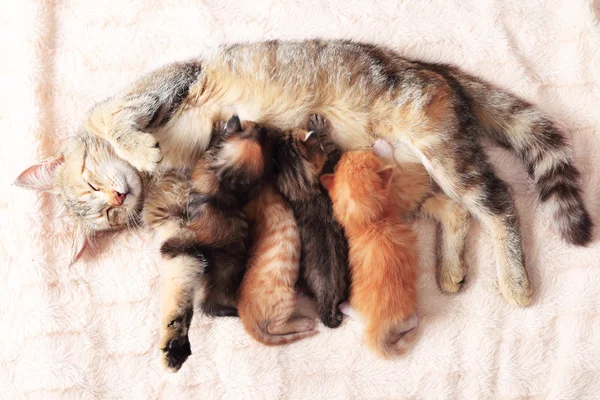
[1,0,600,398]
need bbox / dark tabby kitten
[144,115,271,371]
[273,114,350,328]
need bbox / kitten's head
[273,128,329,200]
[320,151,394,227]
[205,115,272,203]
[15,135,144,235]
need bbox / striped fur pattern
[143,116,271,371]
[238,183,317,345]
[321,151,419,358]
[273,115,350,328]
[15,39,592,308]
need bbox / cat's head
[203,115,272,202]
[15,135,144,236]
[320,151,394,226]
[273,127,329,200]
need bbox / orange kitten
[237,183,318,345]
[320,151,419,358]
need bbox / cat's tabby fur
[16,39,594,308]
[273,115,350,328]
[141,115,271,371]
[238,182,317,345]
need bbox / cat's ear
[320,174,335,191]
[69,225,90,265]
[14,155,64,193]
[377,167,394,190]
[225,114,243,133]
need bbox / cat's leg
[158,231,207,372]
[404,134,531,307]
[419,194,471,293]
[86,61,203,172]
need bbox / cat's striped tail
[449,68,593,245]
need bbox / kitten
[273,114,349,329]
[237,182,318,345]
[143,115,272,371]
[320,151,419,358]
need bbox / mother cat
[17,39,592,307]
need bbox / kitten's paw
[308,114,328,134]
[114,131,162,172]
[438,262,467,294]
[160,335,191,372]
[213,120,227,133]
[499,271,532,307]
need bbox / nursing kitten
[273,114,349,328]
[140,115,272,371]
[237,183,317,345]
[321,151,419,358]
[17,40,594,308]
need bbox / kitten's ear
[320,174,335,191]
[377,167,394,190]
[14,155,64,193]
[225,114,243,133]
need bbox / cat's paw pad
[160,335,191,372]
[115,132,162,172]
[308,114,328,134]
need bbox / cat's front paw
[160,334,191,372]
[213,120,227,133]
[308,114,328,135]
[159,312,193,372]
[113,131,162,172]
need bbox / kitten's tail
[447,67,593,246]
[246,319,318,346]
[365,315,418,358]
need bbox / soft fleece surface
[2,1,600,398]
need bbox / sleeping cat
[273,114,350,328]
[321,151,420,358]
[238,182,318,345]
[16,39,594,307]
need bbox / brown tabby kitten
[142,115,271,371]
[237,182,317,345]
[272,114,350,328]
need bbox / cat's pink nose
[113,190,127,206]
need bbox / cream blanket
[2,0,600,398]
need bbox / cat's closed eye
[87,181,99,191]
